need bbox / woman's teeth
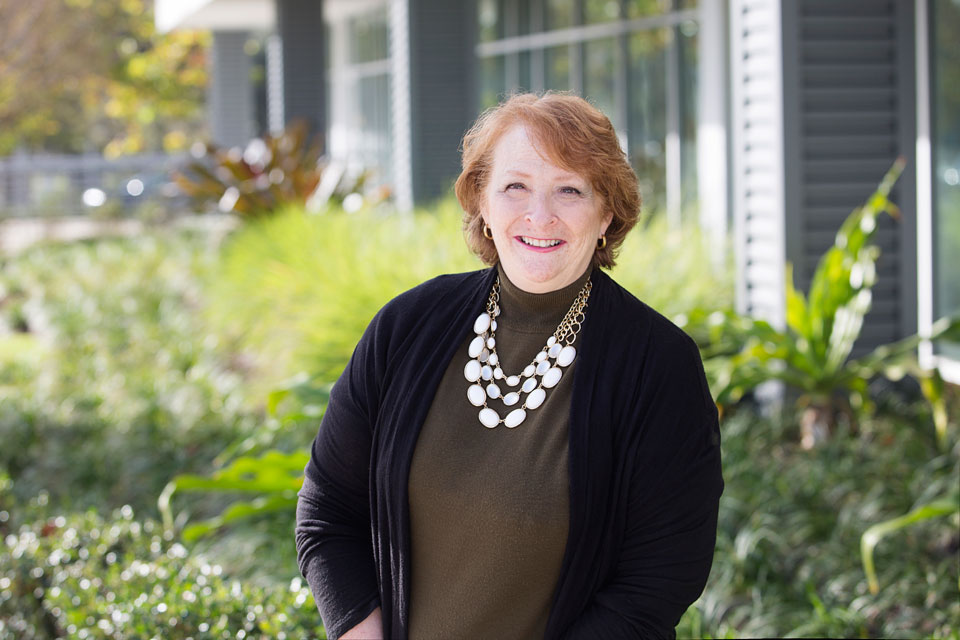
[520,237,562,248]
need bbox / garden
[1,151,958,638]
[1,0,957,636]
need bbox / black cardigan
[296,266,723,640]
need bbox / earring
[483,223,494,240]
[597,234,607,250]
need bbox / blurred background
[0,0,958,637]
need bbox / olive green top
[407,265,590,640]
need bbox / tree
[0,0,209,156]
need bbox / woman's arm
[341,607,383,639]
[295,315,386,640]
[563,336,724,639]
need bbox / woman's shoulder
[593,269,700,356]
[593,271,719,436]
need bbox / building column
[391,0,476,209]
[275,0,326,139]
[207,31,255,148]
[697,0,729,268]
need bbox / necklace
[464,276,592,428]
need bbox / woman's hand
[341,607,383,639]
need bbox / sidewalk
[0,215,236,256]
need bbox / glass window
[357,73,392,183]
[478,0,502,43]
[584,0,620,24]
[327,4,392,191]
[629,29,669,214]
[583,38,618,125]
[678,21,698,218]
[479,56,506,110]
[349,9,389,64]
[627,0,695,19]
[546,0,576,29]
[545,44,572,91]
[933,0,960,358]
[476,0,700,220]
[517,51,533,93]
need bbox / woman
[296,93,723,640]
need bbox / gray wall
[276,0,326,139]
[406,0,477,204]
[208,31,255,148]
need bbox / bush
[203,201,484,388]
[0,501,325,639]
[0,231,261,517]
[676,403,960,639]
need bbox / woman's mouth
[518,236,564,249]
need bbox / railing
[0,152,189,219]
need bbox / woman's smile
[517,236,565,250]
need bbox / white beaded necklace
[463,276,592,428]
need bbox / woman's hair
[455,92,641,268]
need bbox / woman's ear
[600,209,614,235]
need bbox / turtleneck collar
[495,263,593,333]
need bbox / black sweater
[295,266,723,640]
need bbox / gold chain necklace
[463,276,591,428]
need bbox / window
[932,0,960,359]
[327,3,392,188]
[476,0,700,222]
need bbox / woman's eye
[505,183,525,191]
[560,186,583,195]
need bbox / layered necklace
[463,276,592,428]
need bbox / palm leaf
[861,494,960,594]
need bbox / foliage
[0,0,208,155]
[675,401,960,639]
[611,212,734,327]
[174,121,386,217]
[203,201,483,387]
[157,373,330,559]
[861,491,960,596]
[0,231,260,516]
[204,200,731,392]
[159,449,309,542]
[0,498,325,638]
[708,159,960,447]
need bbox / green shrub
[676,402,960,639]
[0,502,325,639]
[705,160,959,447]
[204,201,484,388]
[611,212,734,324]
[0,231,262,517]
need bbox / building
[156,0,959,381]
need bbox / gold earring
[483,223,494,240]
[597,235,607,250]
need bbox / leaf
[861,495,960,594]
[182,493,298,542]
[785,263,811,343]
[158,449,310,533]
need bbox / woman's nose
[524,191,557,226]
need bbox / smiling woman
[295,93,723,640]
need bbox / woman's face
[481,125,612,293]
